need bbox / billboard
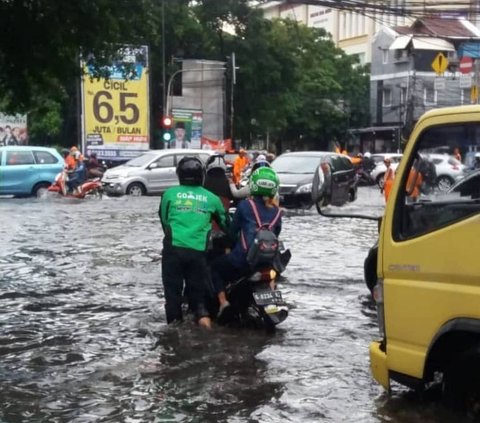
[81,46,150,160]
[0,113,28,146]
[168,108,203,149]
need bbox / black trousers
[161,245,210,323]
[211,254,250,295]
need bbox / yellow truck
[313,105,480,410]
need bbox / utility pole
[161,0,166,113]
[230,52,236,142]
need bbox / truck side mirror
[312,161,332,212]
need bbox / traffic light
[161,116,173,142]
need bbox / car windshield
[124,153,157,167]
[272,155,322,173]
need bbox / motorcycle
[208,230,291,333]
[47,169,103,199]
[355,166,375,186]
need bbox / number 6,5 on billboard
[81,45,150,161]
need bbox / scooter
[220,247,291,332]
[208,230,291,332]
[47,169,103,199]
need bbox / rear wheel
[443,345,480,415]
[126,182,146,196]
[32,182,50,197]
[348,188,357,202]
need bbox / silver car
[102,149,215,196]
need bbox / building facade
[260,1,411,64]
[368,17,480,152]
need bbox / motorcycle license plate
[253,290,283,306]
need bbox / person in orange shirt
[65,147,78,170]
[382,158,395,202]
[406,160,423,202]
[232,149,250,185]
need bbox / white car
[369,153,403,188]
[102,149,215,196]
[421,153,467,192]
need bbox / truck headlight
[296,183,312,194]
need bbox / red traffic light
[161,116,173,128]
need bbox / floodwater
[0,188,464,422]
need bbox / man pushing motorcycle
[159,156,229,329]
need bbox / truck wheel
[126,182,145,196]
[443,345,480,415]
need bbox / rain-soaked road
[0,187,463,422]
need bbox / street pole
[161,0,166,113]
[230,52,236,142]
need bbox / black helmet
[205,153,226,173]
[176,156,205,186]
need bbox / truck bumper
[369,341,390,390]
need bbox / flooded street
[0,188,462,422]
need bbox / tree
[0,0,371,150]
[231,16,370,151]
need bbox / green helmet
[249,167,279,197]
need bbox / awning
[411,37,455,51]
[349,126,399,134]
[389,36,455,51]
[389,35,412,50]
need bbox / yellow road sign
[431,52,449,74]
[471,85,478,103]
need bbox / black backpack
[243,199,282,268]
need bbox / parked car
[0,146,64,197]
[271,151,357,209]
[102,149,215,196]
[369,153,403,188]
[421,153,467,192]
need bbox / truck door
[381,117,480,380]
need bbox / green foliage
[232,16,370,150]
[0,0,370,150]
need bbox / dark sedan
[271,151,357,209]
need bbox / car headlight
[296,183,312,194]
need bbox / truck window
[396,123,480,239]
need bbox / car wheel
[126,182,146,196]
[32,182,50,197]
[443,345,480,415]
[348,188,357,202]
[376,173,385,189]
[436,175,454,192]
[298,200,313,210]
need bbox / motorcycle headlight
[295,183,312,194]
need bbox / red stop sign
[460,56,473,74]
